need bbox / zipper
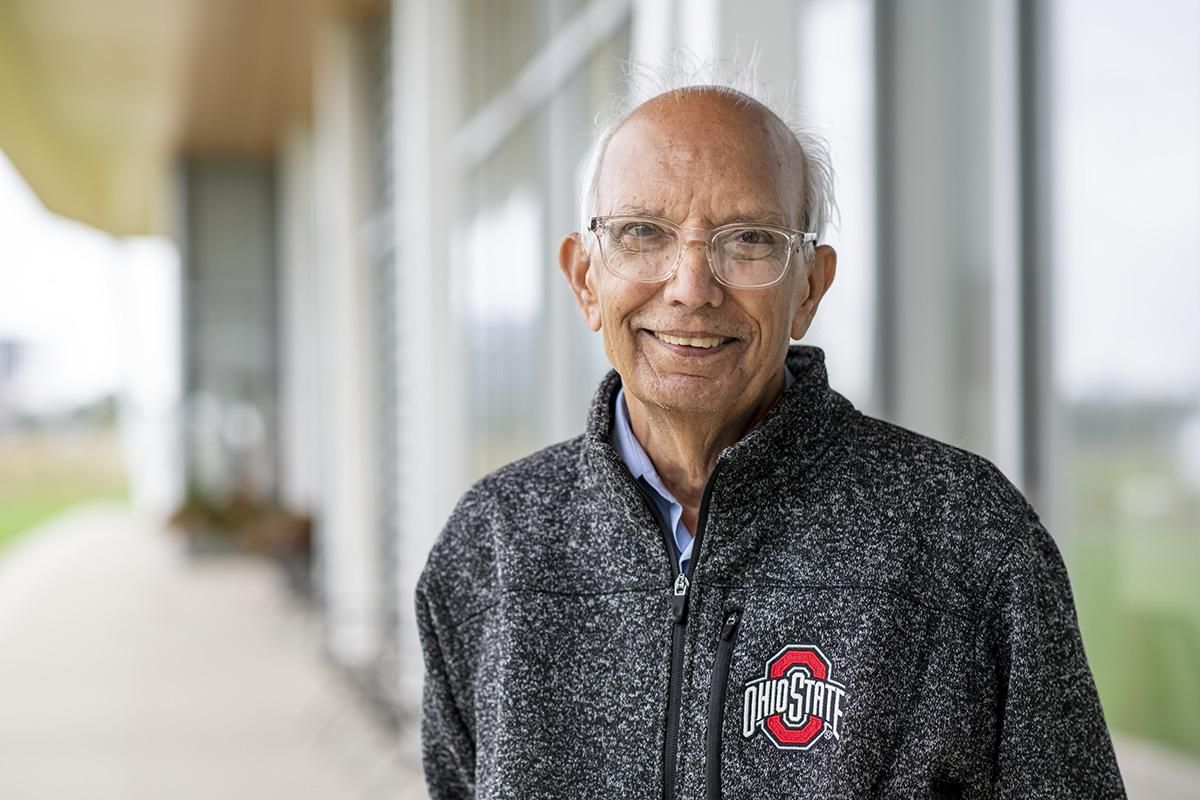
[631,463,724,800]
[705,608,742,800]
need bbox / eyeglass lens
[597,218,792,287]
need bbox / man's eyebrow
[608,204,667,218]
[718,211,788,227]
[606,206,790,227]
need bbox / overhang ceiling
[0,0,378,236]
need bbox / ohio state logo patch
[741,644,848,749]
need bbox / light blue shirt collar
[610,365,795,574]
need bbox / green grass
[1067,446,1200,756]
[0,429,128,555]
[0,487,127,551]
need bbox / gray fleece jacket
[415,344,1126,800]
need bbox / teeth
[654,332,726,349]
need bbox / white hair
[577,51,838,246]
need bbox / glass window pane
[455,23,630,477]
[797,0,876,412]
[1052,0,1200,759]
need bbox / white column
[875,0,1017,467]
[276,125,320,514]
[312,15,382,669]
[794,0,879,413]
[988,0,1024,488]
[111,236,185,518]
[392,0,468,725]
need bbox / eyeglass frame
[587,214,818,289]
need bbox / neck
[624,372,785,512]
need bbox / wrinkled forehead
[596,91,806,227]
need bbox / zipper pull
[671,574,690,623]
[720,609,740,640]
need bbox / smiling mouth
[649,330,737,350]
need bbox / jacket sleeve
[986,504,1126,799]
[416,573,476,799]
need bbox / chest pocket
[707,606,852,799]
[704,591,973,799]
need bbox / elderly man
[416,84,1125,799]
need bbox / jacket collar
[581,344,856,491]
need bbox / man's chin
[628,374,732,415]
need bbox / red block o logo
[741,644,848,750]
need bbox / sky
[0,152,177,416]
[1052,0,1200,404]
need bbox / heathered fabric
[612,384,695,574]
[612,367,797,575]
[416,344,1126,800]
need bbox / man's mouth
[649,330,736,350]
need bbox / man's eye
[732,228,777,246]
[720,228,782,262]
[622,222,665,239]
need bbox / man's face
[561,91,836,419]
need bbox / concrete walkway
[0,502,426,800]
[1114,737,1200,800]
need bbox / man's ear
[790,244,837,340]
[558,233,603,332]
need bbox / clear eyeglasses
[588,214,817,289]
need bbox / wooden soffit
[0,0,379,236]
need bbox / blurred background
[0,0,1196,797]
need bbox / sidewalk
[1113,737,1200,800]
[0,501,427,800]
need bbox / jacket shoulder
[847,411,1029,509]
[839,411,1042,611]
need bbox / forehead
[596,92,804,226]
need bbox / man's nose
[662,239,724,308]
